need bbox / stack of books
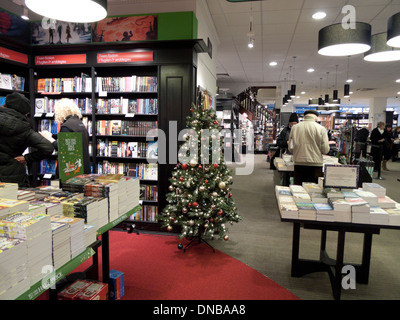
[297,202,316,220]
[329,198,352,222]
[362,183,386,197]
[353,190,378,207]
[17,190,36,201]
[51,215,85,259]
[28,202,47,215]
[85,181,119,222]
[277,195,298,219]
[50,221,71,269]
[96,198,109,227]
[1,212,52,286]
[386,205,400,226]
[275,186,292,197]
[0,237,29,300]
[121,177,140,215]
[0,198,30,219]
[324,188,344,200]
[30,200,62,216]
[0,183,18,199]
[84,224,97,247]
[369,207,389,225]
[314,203,334,222]
[377,196,397,209]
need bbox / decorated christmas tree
[159,100,241,243]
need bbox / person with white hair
[40,98,91,174]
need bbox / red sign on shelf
[97,51,153,63]
[0,46,28,64]
[35,54,87,65]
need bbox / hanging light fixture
[344,84,350,98]
[333,65,339,102]
[290,57,297,98]
[21,6,29,20]
[324,72,330,104]
[318,22,371,56]
[364,32,400,62]
[247,6,255,49]
[25,0,107,23]
[387,12,400,48]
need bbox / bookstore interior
[1,0,400,302]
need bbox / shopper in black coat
[277,112,299,154]
[0,92,54,187]
[41,98,91,174]
[370,121,386,171]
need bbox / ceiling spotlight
[307,68,315,73]
[25,0,107,23]
[269,61,277,66]
[312,11,327,20]
[396,79,400,83]
[346,79,353,83]
[301,91,306,95]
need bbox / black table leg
[291,223,301,277]
[332,230,346,300]
[102,231,110,284]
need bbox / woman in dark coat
[0,92,54,187]
[40,98,91,174]
[370,121,387,171]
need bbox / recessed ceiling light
[398,91,400,94]
[269,61,278,66]
[301,91,306,94]
[396,79,400,83]
[346,79,353,83]
[312,11,327,20]
[307,68,315,73]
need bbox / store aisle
[213,154,400,300]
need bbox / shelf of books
[0,46,30,106]
[93,65,159,225]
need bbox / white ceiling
[4,0,400,107]
[207,0,400,107]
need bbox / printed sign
[35,54,86,65]
[58,132,84,183]
[97,51,153,63]
[0,46,28,64]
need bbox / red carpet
[77,231,299,300]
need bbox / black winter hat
[288,112,298,123]
[6,92,31,115]
[304,109,319,117]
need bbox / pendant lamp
[344,84,350,98]
[318,22,371,56]
[290,84,296,98]
[364,32,400,62]
[387,12,400,48]
[25,0,107,23]
[333,90,338,101]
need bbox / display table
[15,204,141,300]
[278,210,400,300]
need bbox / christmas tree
[159,101,241,242]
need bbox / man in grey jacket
[288,109,330,185]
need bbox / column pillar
[369,97,387,129]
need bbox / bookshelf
[26,40,206,232]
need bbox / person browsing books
[288,109,330,185]
[40,98,91,174]
[0,92,54,187]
